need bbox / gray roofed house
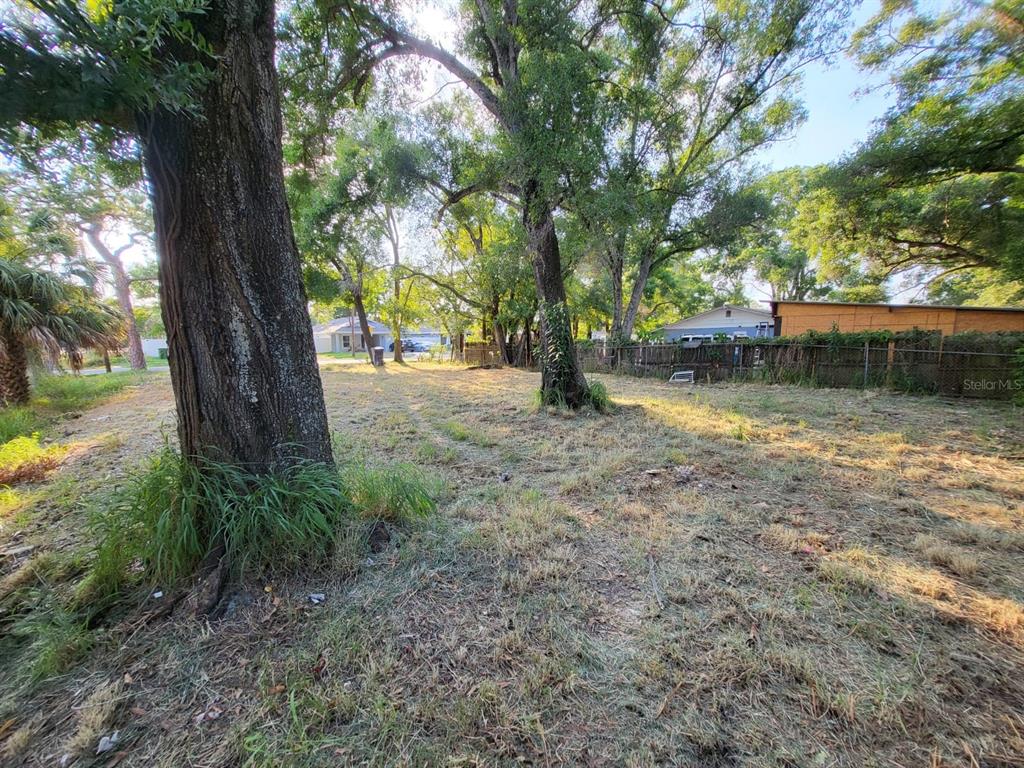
[311,318,392,354]
[311,318,450,354]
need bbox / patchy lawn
[1,364,1023,766]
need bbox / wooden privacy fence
[462,341,503,367]
[575,341,1022,399]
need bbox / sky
[756,2,894,172]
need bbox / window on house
[342,335,351,349]
[725,309,732,318]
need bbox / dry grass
[64,678,123,756]
[912,533,982,577]
[1,365,1023,766]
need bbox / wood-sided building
[770,301,1024,337]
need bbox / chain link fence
[575,341,1022,400]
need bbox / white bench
[669,370,695,384]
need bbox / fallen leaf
[194,705,223,725]
[96,731,120,754]
[268,684,286,695]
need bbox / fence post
[863,340,869,387]
[886,340,895,387]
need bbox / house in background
[404,326,450,348]
[141,338,169,359]
[311,318,451,353]
[312,318,392,354]
[770,300,1024,337]
[661,305,774,341]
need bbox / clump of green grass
[531,378,612,413]
[82,450,352,600]
[344,463,437,521]
[439,420,471,441]
[79,447,438,605]
[415,441,458,465]
[584,379,612,412]
[438,419,495,447]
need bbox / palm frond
[0,258,125,367]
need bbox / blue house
[661,305,774,341]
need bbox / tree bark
[84,228,146,370]
[621,247,656,343]
[0,330,31,406]
[489,296,513,365]
[523,182,590,408]
[608,246,625,341]
[352,292,375,363]
[138,0,332,470]
[384,205,404,364]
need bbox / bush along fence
[575,330,1024,400]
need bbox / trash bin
[371,346,384,367]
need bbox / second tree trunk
[523,185,590,408]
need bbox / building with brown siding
[770,301,1024,337]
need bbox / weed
[438,419,495,446]
[8,600,94,681]
[439,420,470,441]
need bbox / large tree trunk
[138,0,331,471]
[0,330,31,406]
[522,183,590,408]
[84,228,146,370]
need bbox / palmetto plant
[0,257,123,405]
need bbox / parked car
[388,339,418,352]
